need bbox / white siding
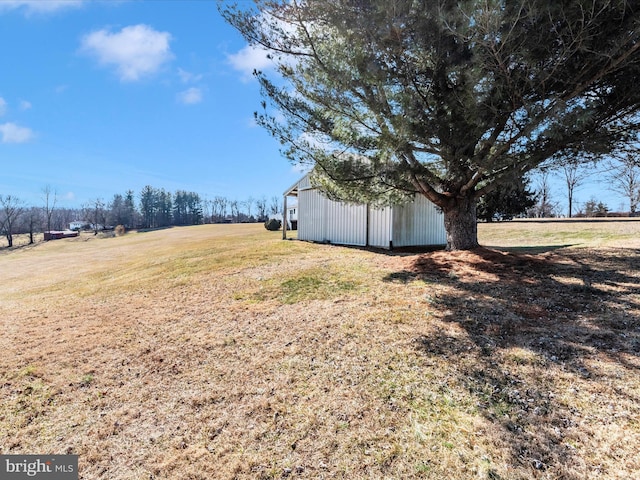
[298,189,367,245]
[292,173,445,248]
[298,189,326,242]
[297,175,312,190]
[392,195,446,247]
[325,200,367,246]
[368,207,392,248]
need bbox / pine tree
[221,0,640,250]
[477,176,537,222]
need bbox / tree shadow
[384,247,640,477]
[401,247,640,365]
[330,242,575,257]
[488,244,578,255]
[134,226,175,234]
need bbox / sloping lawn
[1,221,639,479]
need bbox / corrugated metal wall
[298,189,368,245]
[295,174,445,248]
[326,199,367,245]
[392,195,446,246]
[297,189,326,243]
[368,207,392,248]
[297,175,312,190]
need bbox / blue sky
[0,0,304,208]
[0,0,626,213]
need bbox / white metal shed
[283,173,446,249]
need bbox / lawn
[1,221,639,479]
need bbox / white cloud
[177,87,203,105]
[177,68,203,84]
[0,122,34,143]
[19,100,32,110]
[227,44,275,82]
[0,0,85,14]
[0,97,6,116]
[63,191,76,202]
[80,24,173,82]
[227,10,300,82]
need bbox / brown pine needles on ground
[1,221,639,479]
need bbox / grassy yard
[1,221,639,479]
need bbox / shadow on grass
[134,226,175,234]
[384,247,640,477]
[487,244,578,254]
[326,242,575,257]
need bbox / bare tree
[41,185,57,233]
[255,196,268,221]
[22,207,42,245]
[606,154,640,215]
[269,196,280,216]
[243,196,255,221]
[229,200,240,223]
[0,195,25,248]
[202,198,212,224]
[530,172,558,218]
[82,199,106,235]
[556,159,593,218]
[212,196,228,222]
[52,208,77,231]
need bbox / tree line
[0,185,282,248]
[3,154,639,247]
[478,155,640,221]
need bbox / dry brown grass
[1,221,639,479]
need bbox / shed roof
[283,173,313,197]
[283,179,299,197]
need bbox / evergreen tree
[584,197,610,217]
[477,176,537,222]
[221,0,640,250]
[140,185,155,228]
[107,194,126,227]
[124,190,137,228]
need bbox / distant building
[44,230,79,240]
[70,221,106,231]
[269,205,298,230]
[69,221,86,230]
[288,204,298,230]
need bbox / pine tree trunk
[442,195,480,251]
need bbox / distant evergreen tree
[173,190,188,226]
[156,189,173,227]
[124,190,137,228]
[173,190,203,226]
[477,176,537,222]
[107,194,126,227]
[186,192,203,225]
[584,197,610,217]
[140,185,155,228]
